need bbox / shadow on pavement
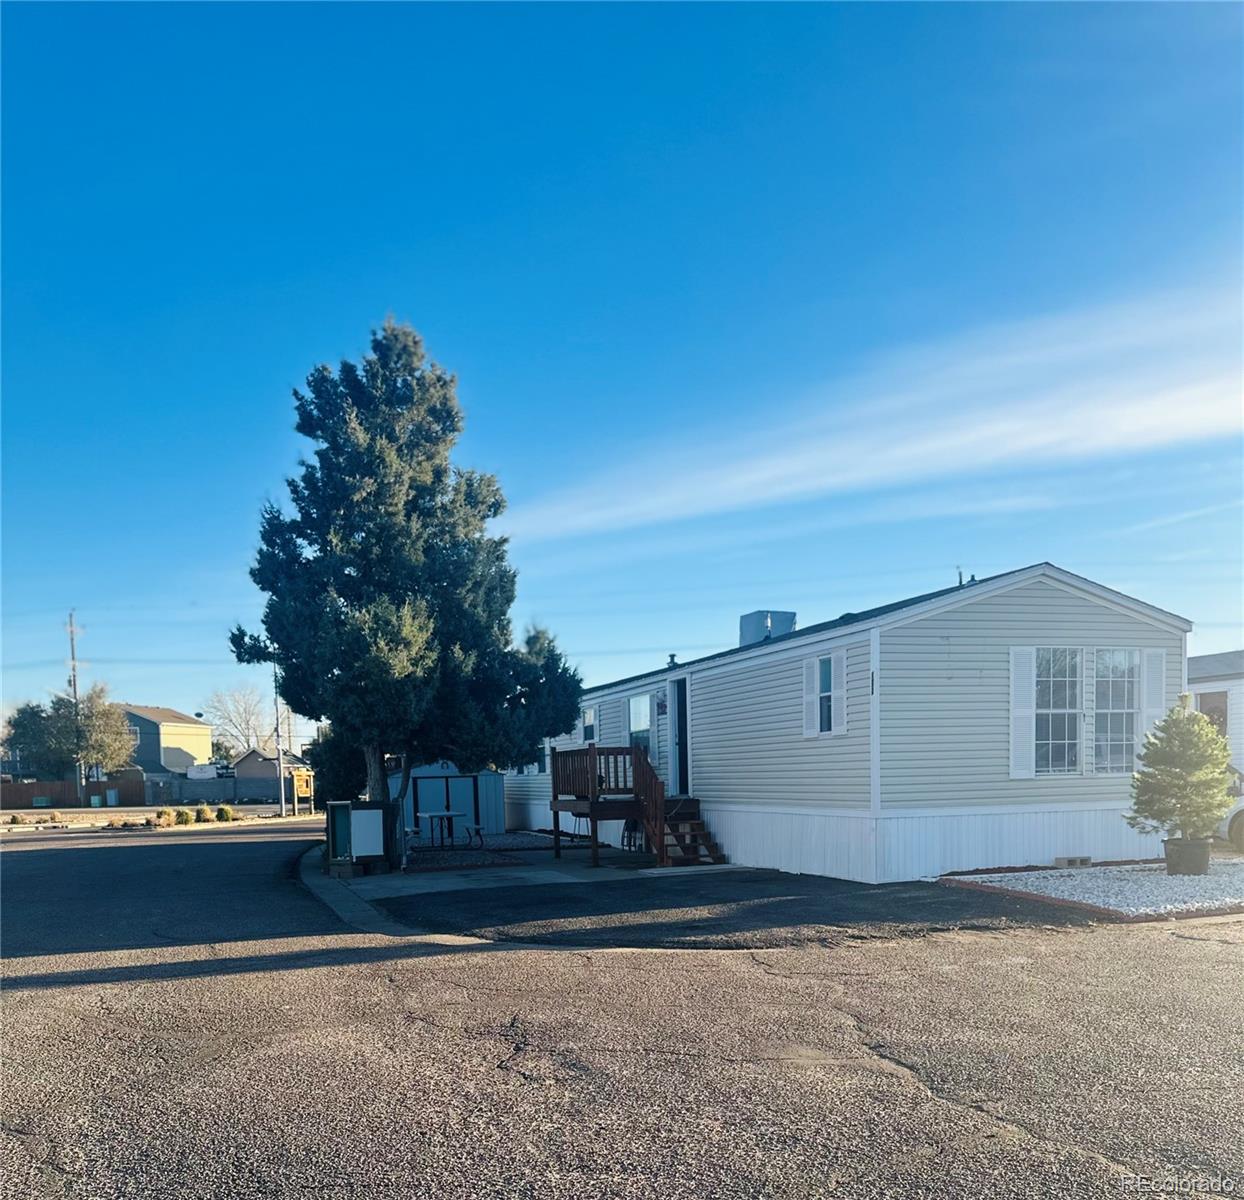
[378,870,1099,950]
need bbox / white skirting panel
[700,803,878,883]
[875,806,1162,883]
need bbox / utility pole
[272,663,288,818]
[67,611,83,804]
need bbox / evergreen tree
[1126,694,1232,840]
[232,320,581,838]
[303,726,367,805]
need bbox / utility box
[325,801,387,878]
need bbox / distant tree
[231,320,581,855]
[303,726,367,804]
[1126,694,1233,840]
[203,686,272,755]
[3,700,78,779]
[78,684,135,780]
[3,684,132,780]
[210,738,236,763]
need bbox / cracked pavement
[2,823,1241,1198]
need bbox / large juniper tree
[231,321,580,839]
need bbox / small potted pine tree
[1125,694,1232,876]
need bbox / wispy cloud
[502,286,1242,543]
[1123,498,1244,535]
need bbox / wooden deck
[549,744,724,867]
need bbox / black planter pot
[1163,837,1212,876]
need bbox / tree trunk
[392,750,415,806]
[363,742,400,867]
[363,742,388,804]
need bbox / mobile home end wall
[875,578,1182,880]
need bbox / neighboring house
[232,748,311,779]
[1188,651,1243,772]
[508,563,1191,883]
[121,706,213,776]
[1188,650,1244,850]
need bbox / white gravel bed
[955,855,1244,917]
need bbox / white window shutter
[620,699,630,741]
[831,651,848,736]
[1009,647,1036,779]
[1082,648,1095,775]
[1141,649,1167,750]
[802,659,819,737]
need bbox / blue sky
[2,3,1241,733]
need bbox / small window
[1035,647,1080,774]
[817,657,833,733]
[581,707,596,743]
[536,743,548,774]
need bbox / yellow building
[121,706,212,776]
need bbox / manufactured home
[506,563,1192,883]
[1187,650,1244,850]
[1188,650,1243,773]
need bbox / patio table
[419,809,466,847]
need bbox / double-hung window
[817,657,834,733]
[628,695,652,759]
[802,651,847,738]
[1035,647,1080,775]
[1094,649,1140,773]
[581,706,596,743]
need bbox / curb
[295,845,489,945]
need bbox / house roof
[122,705,208,726]
[231,748,310,768]
[579,562,1192,696]
[1188,650,1244,684]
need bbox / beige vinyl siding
[879,579,1183,809]
[550,686,669,783]
[688,639,871,807]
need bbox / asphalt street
[2,823,1241,1199]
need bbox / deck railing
[550,743,668,866]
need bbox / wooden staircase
[661,798,727,866]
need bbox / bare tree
[203,686,272,756]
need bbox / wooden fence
[0,777,146,810]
